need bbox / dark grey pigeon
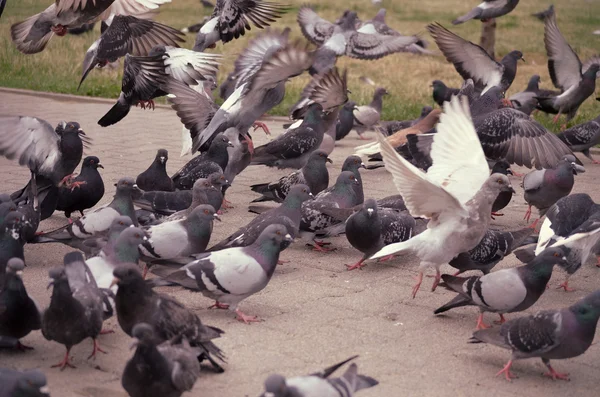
[557,114,600,163]
[78,15,185,88]
[122,323,201,397]
[151,224,292,324]
[0,118,87,220]
[223,127,251,189]
[260,355,378,397]
[344,199,426,270]
[82,215,134,258]
[0,212,25,287]
[134,178,213,217]
[205,172,227,213]
[469,289,600,381]
[523,155,585,222]
[210,184,313,251]
[11,173,41,244]
[431,80,460,107]
[112,264,225,371]
[448,227,535,275]
[335,101,357,140]
[508,75,542,115]
[251,150,331,203]
[0,368,49,397]
[532,4,554,20]
[434,247,569,330]
[42,252,106,370]
[171,134,232,190]
[427,23,524,94]
[490,160,513,216]
[452,0,520,25]
[136,149,174,192]
[56,156,105,219]
[155,176,220,222]
[0,258,41,350]
[320,156,365,204]
[377,106,434,136]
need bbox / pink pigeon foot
[51,349,76,370]
[87,338,107,360]
[346,259,366,271]
[557,280,575,292]
[411,272,423,299]
[208,301,230,310]
[496,360,518,381]
[543,365,570,381]
[494,314,506,325]
[253,121,271,135]
[476,313,491,330]
[235,309,261,324]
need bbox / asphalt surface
[1,89,600,397]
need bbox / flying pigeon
[452,0,520,25]
[251,150,331,203]
[508,75,543,115]
[151,224,292,323]
[0,368,50,397]
[489,160,513,216]
[135,149,174,192]
[557,114,600,163]
[368,96,515,298]
[522,155,585,223]
[56,156,105,219]
[431,80,460,107]
[112,264,225,370]
[469,288,600,381]
[435,247,569,329]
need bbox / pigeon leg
[51,348,76,370]
[141,264,149,279]
[58,174,75,187]
[310,243,336,252]
[523,205,532,222]
[277,259,290,265]
[556,277,575,292]
[501,98,513,108]
[253,121,271,136]
[496,360,518,381]
[243,136,255,155]
[411,272,423,299]
[221,197,234,209]
[476,313,491,330]
[377,255,395,262]
[69,181,87,191]
[528,218,540,231]
[357,133,370,141]
[494,314,506,325]
[208,301,230,310]
[552,113,562,124]
[345,258,367,271]
[596,256,600,268]
[430,268,441,292]
[542,359,570,381]
[51,25,68,36]
[16,341,35,351]
[87,338,107,360]
[235,309,262,324]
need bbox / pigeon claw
[208,301,230,310]
[221,198,234,209]
[496,360,518,382]
[345,260,366,271]
[493,314,506,325]
[16,341,35,351]
[235,309,262,324]
[87,338,107,360]
[252,121,271,136]
[543,366,570,381]
[556,280,575,292]
[51,349,76,370]
[277,259,290,265]
[476,313,491,330]
[523,205,532,223]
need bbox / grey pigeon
[204,172,227,213]
[0,211,25,287]
[557,113,600,163]
[352,87,388,140]
[251,150,331,203]
[536,8,600,125]
[82,215,134,258]
[345,199,426,270]
[0,258,41,350]
[490,160,513,216]
[522,155,585,222]
[431,80,460,107]
[223,127,251,189]
[134,178,212,216]
[122,323,201,397]
[532,4,554,20]
[0,368,49,397]
[320,155,365,204]
[469,288,600,381]
[56,156,105,219]
[140,205,219,261]
[191,0,288,52]
[0,118,88,220]
[448,227,534,275]
[427,23,523,94]
[42,252,106,370]
[452,0,520,25]
[136,149,174,192]
[336,101,358,141]
[112,264,225,371]
[508,75,542,115]
[210,184,313,251]
[260,356,378,397]
[435,246,568,329]
[151,224,292,323]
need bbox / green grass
[1,0,600,130]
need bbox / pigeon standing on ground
[469,289,600,381]
[222,127,251,189]
[336,101,358,141]
[0,368,50,397]
[452,0,520,25]
[151,224,292,323]
[508,75,543,115]
[56,156,105,219]
[352,88,388,140]
[136,149,174,192]
[251,150,331,203]
[490,160,513,216]
[557,114,600,163]
[0,258,41,350]
[81,215,134,258]
[431,80,460,107]
[0,212,25,287]
[523,155,585,223]
[322,155,366,204]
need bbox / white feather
[200,17,218,34]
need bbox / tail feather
[433,293,473,314]
[98,99,131,127]
[452,8,482,25]
[369,238,414,260]
[11,11,54,54]
[507,228,536,252]
[340,363,379,393]
[439,273,471,295]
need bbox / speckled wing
[253,127,320,160]
[215,0,288,43]
[558,120,600,147]
[297,6,335,46]
[500,310,561,355]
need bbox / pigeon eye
[204,209,209,214]
[119,221,124,225]
[554,252,560,257]
[496,179,503,184]
[276,231,281,235]
[135,233,140,238]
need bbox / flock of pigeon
[1,0,600,395]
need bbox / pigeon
[452,0,520,25]
[376,106,435,138]
[344,199,426,270]
[522,155,585,223]
[133,178,214,218]
[42,252,107,370]
[335,101,358,141]
[150,224,292,323]
[427,23,524,94]
[532,4,554,20]
[447,227,534,275]
[171,134,232,190]
[136,149,174,192]
[469,288,600,381]
[122,323,201,397]
[140,205,219,261]
[0,118,88,220]
[167,176,224,220]
[56,156,105,219]
[78,15,185,88]
[352,88,388,140]
[111,264,225,370]
[0,368,50,397]
[210,185,313,250]
[508,75,542,115]
[368,96,516,298]
[10,0,172,54]
[222,127,251,188]
[81,215,134,258]
[536,8,600,125]
[251,150,332,203]
[298,7,419,75]
[431,80,460,107]
[0,258,41,350]
[490,160,513,216]
[0,212,25,287]
[435,246,569,329]
[319,155,366,204]
[191,0,288,52]
[557,114,600,163]
[260,355,378,397]
[250,104,326,169]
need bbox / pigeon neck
[521,259,554,288]
[247,241,280,278]
[49,278,78,309]
[370,93,384,113]
[552,162,575,187]
[111,194,136,226]
[151,158,167,172]
[207,147,229,170]
[59,134,84,175]
[114,243,140,264]
[283,194,305,209]
[526,78,539,92]
[304,108,323,124]
[3,273,25,294]
[186,217,212,241]
[134,342,170,371]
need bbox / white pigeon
[369,96,515,297]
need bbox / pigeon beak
[110,277,120,288]
[160,156,166,163]
[309,193,315,200]
[507,185,516,194]
[78,129,85,135]
[284,233,293,242]
[367,208,374,217]
[129,339,139,350]
[520,57,526,62]
[227,141,234,148]
[16,270,23,277]
[506,168,514,176]
[46,280,54,290]
[326,157,333,164]
[39,385,50,395]
[97,164,104,169]
[213,213,222,222]
[360,162,366,169]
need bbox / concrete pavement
[1,88,600,396]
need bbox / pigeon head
[148,45,168,57]
[58,122,84,136]
[7,257,25,274]
[2,211,23,239]
[561,155,586,175]
[188,204,220,225]
[486,173,515,194]
[108,216,134,238]
[491,160,512,176]
[420,106,434,117]
[209,133,234,152]
[155,149,169,165]
[363,198,378,218]
[308,150,333,165]
[374,87,389,97]
[4,258,25,290]
[374,8,387,22]
[115,177,140,197]
[82,156,103,170]
[254,224,292,267]
[193,32,209,52]
[527,75,541,90]
[342,155,366,172]
[338,10,359,30]
[192,178,213,197]
[209,172,229,188]
[431,80,446,89]
[343,101,357,111]
[284,184,314,207]
[506,50,524,62]
[583,63,600,79]
[131,322,156,347]
[114,227,147,264]
[336,170,360,187]
[79,39,100,90]
[112,264,144,288]
[47,267,68,288]
[0,201,17,224]
[536,246,569,267]
[262,373,288,397]
[14,370,50,397]
[571,289,600,326]
[0,193,12,203]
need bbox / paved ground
[1,89,600,397]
